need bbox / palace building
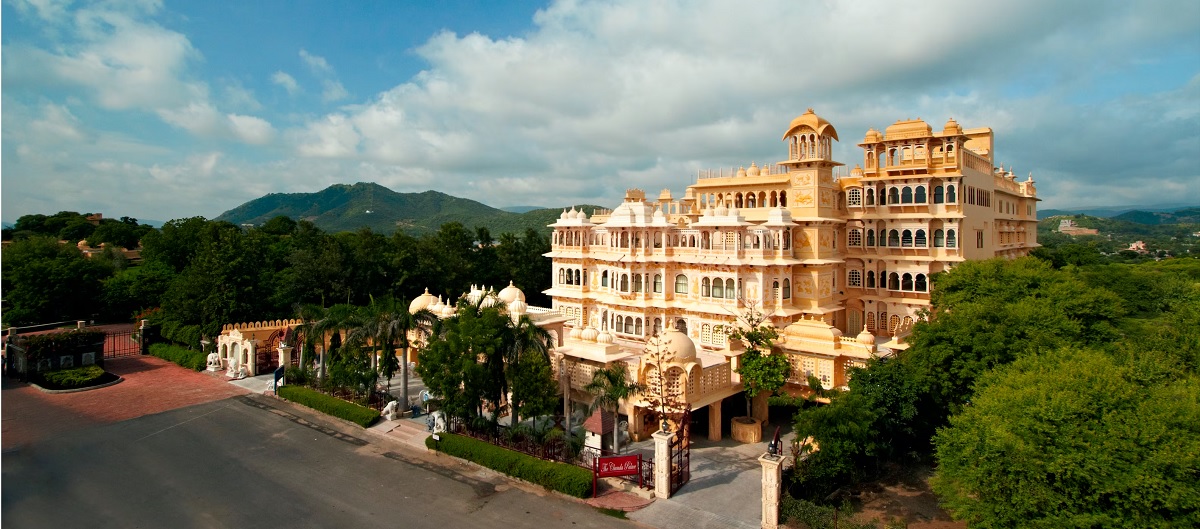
[543,110,1039,442]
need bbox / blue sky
[3,0,1198,224]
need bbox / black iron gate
[668,407,691,494]
[104,328,140,358]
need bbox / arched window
[946,229,957,248]
[889,315,901,334]
[633,274,643,292]
[735,193,743,208]
[866,271,876,288]
[620,274,629,292]
[947,185,957,203]
[849,229,862,247]
[888,230,900,247]
[653,318,662,336]
[780,191,787,207]
[915,229,927,247]
[702,278,711,297]
[624,317,634,334]
[889,272,900,290]
[866,312,876,332]
[772,281,780,300]
[866,229,875,246]
[848,270,862,287]
[635,318,643,335]
[675,274,688,294]
[866,188,875,205]
[783,278,791,298]
[901,187,913,204]
[848,188,862,207]
[902,273,913,291]
[726,279,736,299]
[574,269,581,285]
[653,274,663,293]
[601,271,609,287]
[933,186,944,203]
[916,274,928,292]
[902,230,913,247]
[747,194,756,208]
[558,269,565,284]
[934,229,945,247]
[888,188,900,204]
[712,278,724,298]
[916,186,927,203]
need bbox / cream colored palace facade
[544,110,1038,434]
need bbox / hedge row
[148,343,207,371]
[41,365,106,388]
[277,385,380,427]
[426,432,593,498]
[22,329,106,360]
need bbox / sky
[3,0,1199,224]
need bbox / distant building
[1127,240,1148,253]
[1058,219,1099,236]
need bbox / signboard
[273,365,285,394]
[595,455,640,478]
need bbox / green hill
[215,182,604,237]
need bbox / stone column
[278,344,293,369]
[653,429,675,499]
[759,453,786,529]
[708,399,722,441]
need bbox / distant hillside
[215,182,604,237]
[1111,207,1200,225]
[1038,204,1198,220]
[500,205,549,213]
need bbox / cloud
[322,80,349,102]
[299,49,334,74]
[227,114,276,145]
[272,71,301,95]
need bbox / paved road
[2,394,635,528]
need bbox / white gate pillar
[652,429,675,499]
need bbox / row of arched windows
[850,185,957,207]
[863,271,929,292]
[854,228,957,248]
[699,190,789,210]
[701,277,739,299]
[557,267,583,285]
[864,312,915,334]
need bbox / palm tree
[503,314,554,426]
[584,364,645,453]
[347,296,438,406]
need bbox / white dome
[580,327,599,342]
[647,327,696,362]
[441,305,456,318]
[596,330,614,344]
[409,288,436,313]
[569,326,583,340]
[498,281,526,304]
[507,299,528,316]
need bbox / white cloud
[223,81,262,111]
[299,49,334,74]
[227,114,276,145]
[292,114,360,158]
[272,71,301,95]
[322,80,349,102]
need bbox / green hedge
[277,385,380,427]
[22,329,106,361]
[41,365,106,388]
[426,432,593,498]
[148,343,207,371]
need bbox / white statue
[382,400,400,421]
[432,410,447,433]
[206,351,222,372]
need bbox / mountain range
[213,182,599,236]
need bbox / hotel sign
[595,455,640,478]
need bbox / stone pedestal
[652,429,675,499]
[708,399,723,441]
[278,344,293,369]
[731,417,763,443]
[759,453,787,529]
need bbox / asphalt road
[2,394,634,528]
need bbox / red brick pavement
[1,356,249,450]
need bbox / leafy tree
[415,302,500,421]
[730,307,785,418]
[141,216,210,273]
[259,215,297,236]
[584,364,644,453]
[88,216,153,249]
[1,236,114,325]
[933,347,1200,528]
[101,260,175,320]
[503,314,555,426]
[347,296,437,403]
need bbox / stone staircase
[381,418,431,449]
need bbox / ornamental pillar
[653,429,674,499]
[708,399,723,441]
[759,453,787,529]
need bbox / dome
[747,162,760,176]
[507,299,528,316]
[409,288,437,313]
[569,326,583,340]
[783,108,839,141]
[737,166,747,177]
[861,128,882,143]
[596,330,614,344]
[440,304,456,318]
[428,296,445,314]
[648,327,696,363]
[559,209,569,220]
[580,327,599,342]
[942,117,963,136]
[498,281,525,304]
[884,118,932,141]
[856,328,876,345]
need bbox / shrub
[148,343,207,371]
[22,329,106,361]
[426,433,593,498]
[40,365,106,388]
[780,496,880,529]
[277,385,380,427]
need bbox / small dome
[409,288,437,313]
[747,162,760,176]
[596,330,614,344]
[856,329,875,345]
[942,117,963,136]
[862,128,882,143]
[783,108,839,141]
[428,296,445,314]
[441,304,456,318]
[580,327,599,342]
[715,204,729,216]
[569,326,583,340]
[498,281,526,304]
[737,166,747,178]
[507,299,528,316]
[647,327,696,363]
[559,209,569,220]
[77,240,89,249]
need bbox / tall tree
[1,236,114,325]
[730,307,785,419]
[503,314,555,426]
[584,364,644,453]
